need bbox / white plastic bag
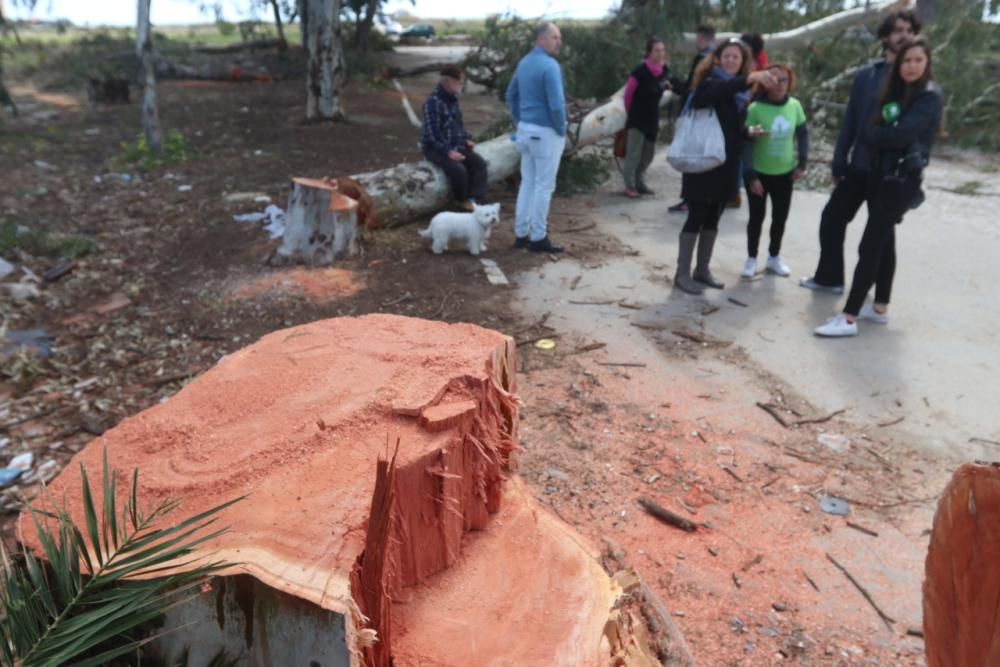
[667,97,726,174]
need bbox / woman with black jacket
[622,37,680,198]
[675,39,774,295]
[816,37,942,337]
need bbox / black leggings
[843,177,899,316]
[745,170,794,258]
[682,200,725,234]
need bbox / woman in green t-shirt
[740,64,810,280]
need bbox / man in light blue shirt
[505,22,567,253]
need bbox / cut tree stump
[272,177,360,265]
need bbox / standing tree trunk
[267,0,288,48]
[357,0,378,53]
[298,0,309,49]
[305,0,346,121]
[136,0,163,153]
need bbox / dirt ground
[0,47,965,665]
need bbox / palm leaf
[0,448,244,667]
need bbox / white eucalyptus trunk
[136,0,163,153]
[305,0,345,121]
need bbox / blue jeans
[514,122,565,241]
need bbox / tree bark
[298,0,309,50]
[272,178,361,265]
[136,0,163,154]
[305,0,346,121]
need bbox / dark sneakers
[668,200,688,213]
[514,236,530,249]
[528,237,564,253]
[636,183,655,195]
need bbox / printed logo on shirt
[767,116,793,155]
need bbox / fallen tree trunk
[679,0,907,52]
[191,38,288,54]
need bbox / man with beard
[799,9,922,293]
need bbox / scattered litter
[0,438,9,449]
[2,330,53,359]
[646,473,661,484]
[819,495,850,516]
[178,184,193,192]
[534,338,557,351]
[480,258,509,286]
[817,433,850,452]
[43,258,77,282]
[233,204,285,239]
[2,283,40,301]
[254,149,264,156]
[33,159,55,171]
[85,127,101,135]
[0,258,14,280]
[0,469,22,489]
[254,195,271,203]
[25,459,58,484]
[224,191,271,204]
[8,452,34,471]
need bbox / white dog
[418,202,501,256]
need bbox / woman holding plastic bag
[815,37,941,337]
[674,39,774,295]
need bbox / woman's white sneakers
[814,314,858,337]
[765,255,791,276]
[858,303,890,324]
[740,257,757,279]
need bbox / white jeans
[514,122,565,242]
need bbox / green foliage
[216,20,237,38]
[556,152,611,195]
[0,449,242,666]
[120,130,194,170]
[0,221,97,261]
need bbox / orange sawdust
[229,267,364,302]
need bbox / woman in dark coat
[675,39,774,294]
[815,37,942,337]
[622,37,679,198]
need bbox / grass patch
[953,180,983,196]
[0,221,98,260]
[119,129,194,170]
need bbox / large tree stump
[272,177,359,265]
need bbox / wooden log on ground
[192,38,288,54]
[271,177,360,265]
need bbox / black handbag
[877,148,926,220]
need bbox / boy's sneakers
[799,277,844,294]
[858,303,890,324]
[740,257,758,279]
[814,314,858,338]
[765,255,791,277]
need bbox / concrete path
[514,153,1000,462]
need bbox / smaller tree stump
[272,177,359,266]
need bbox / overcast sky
[12,0,620,26]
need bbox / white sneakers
[858,303,890,324]
[742,256,790,278]
[814,314,858,337]
[765,256,791,277]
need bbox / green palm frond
[0,448,244,666]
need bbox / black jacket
[626,62,677,140]
[833,60,890,178]
[681,73,750,203]
[863,81,942,176]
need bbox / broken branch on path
[727,297,748,308]
[756,402,790,428]
[671,328,732,347]
[572,342,607,354]
[391,79,422,129]
[877,415,905,428]
[563,223,596,233]
[598,362,646,368]
[970,437,1000,447]
[637,497,697,532]
[793,408,846,426]
[825,553,896,631]
[846,521,879,538]
[568,299,617,305]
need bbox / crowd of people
[418,10,941,338]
